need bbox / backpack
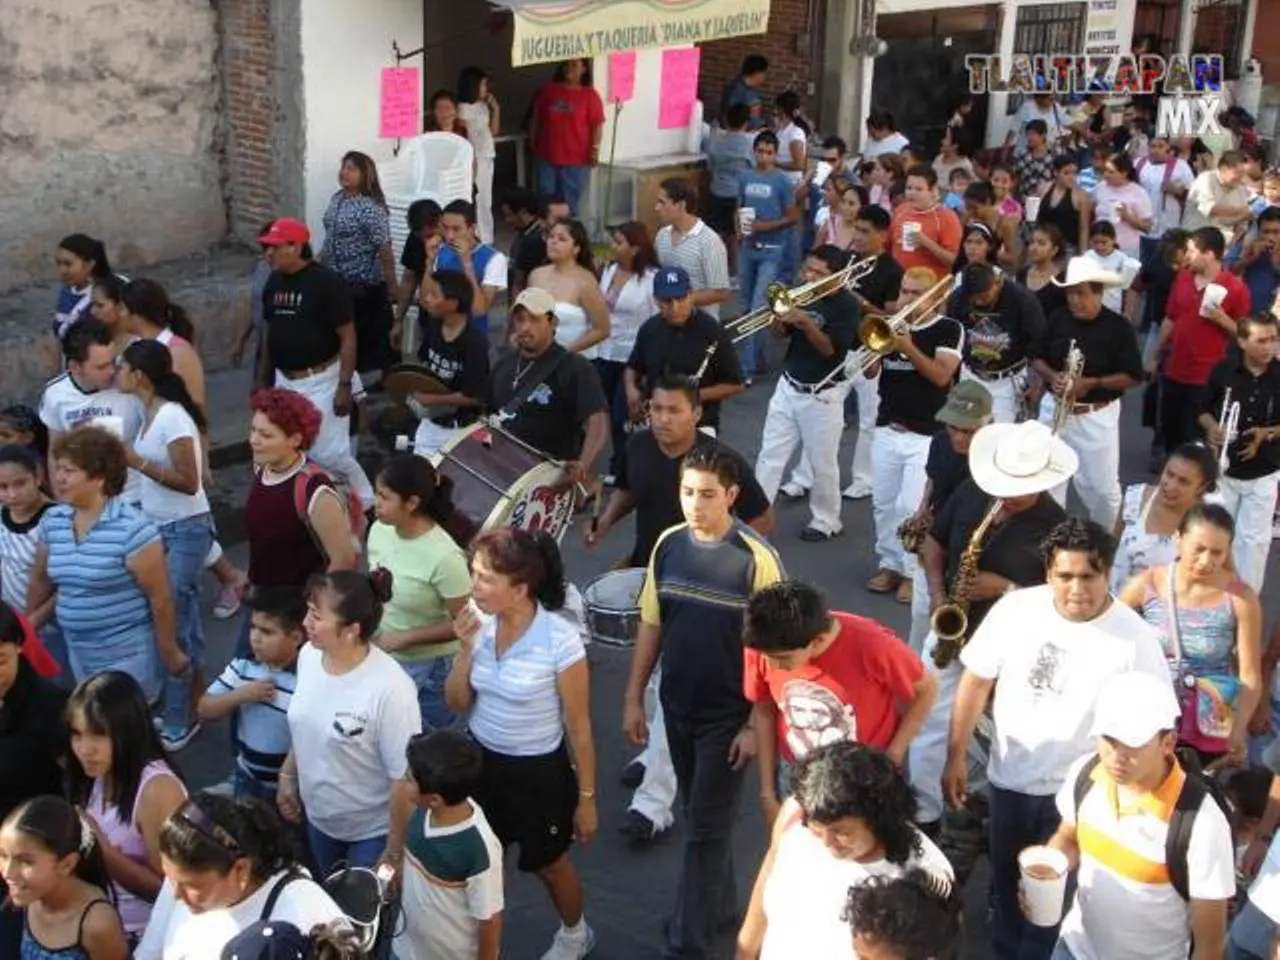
[1072,747,1231,901]
[287,460,367,559]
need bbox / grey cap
[936,380,994,429]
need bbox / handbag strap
[499,347,572,419]
[1164,564,1184,668]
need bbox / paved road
[188,368,1280,959]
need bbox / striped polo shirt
[1054,753,1235,960]
[207,657,297,783]
[654,220,731,319]
[639,520,783,723]
[40,498,159,651]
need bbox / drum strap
[498,348,572,420]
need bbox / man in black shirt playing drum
[951,262,1047,423]
[754,245,860,542]
[866,266,964,604]
[625,266,744,439]
[1031,256,1144,529]
[1198,312,1280,593]
[257,217,375,510]
[407,270,491,457]
[487,287,609,483]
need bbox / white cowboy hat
[968,421,1079,498]
[1051,255,1123,288]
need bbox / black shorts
[706,195,738,235]
[471,739,578,873]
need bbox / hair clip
[77,813,96,855]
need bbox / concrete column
[818,0,864,145]
[1177,0,1197,57]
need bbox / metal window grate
[1006,2,1087,114]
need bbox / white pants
[1218,472,1279,593]
[412,419,461,461]
[789,370,875,494]
[755,377,846,534]
[476,155,495,245]
[1039,397,1122,529]
[276,362,375,509]
[871,427,931,576]
[908,563,932,654]
[629,670,676,830]
[960,365,1020,424]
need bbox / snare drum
[582,568,647,648]
[435,422,577,543]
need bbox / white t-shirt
[862,131,909,159]
[457,101,496,160]
[397,802,504,960]
[1055,754,1236,960]
[1247,833,1280,924]
[960,586,1171,795]
[467,604,585,756]
[776,122,807,187]
[1014,99,1066,149]
[135,871,345,960]
[1138,157,1196,235]
[135,402,209,522]
[598,264,658,364]
[287,643,421,840]
[760,804,953,959]
[38,373,145,502]
[1085,248,1141,314]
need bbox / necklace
[512,356,538,389]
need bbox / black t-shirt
[784,289,859,384]
[925,430,969,512]
[0,658,68,824]
[263,263,353,370]
[510,223,548,289]
[875,315,964,434]
[626,311,744,430]
[1207,356,1280,480]
[487,345,608,461]
[619,430,770,566]
[952,278,1047,375]
[400,233,428,280]
[930,479,1066,638]
[853,253,904,311]
[1015,268,1068,323]
[1033,305,1144,405]
[417,318,491,427]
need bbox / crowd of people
[1,45,1280,960]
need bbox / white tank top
[553,302,593,358]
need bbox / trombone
[845,273,957,376]
[724,255,878,344]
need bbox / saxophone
[931,499,1004,669]
[897,512,930,555]
[1050,339,1085,436]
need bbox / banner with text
[510,0,770,68]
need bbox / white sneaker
[842,482,872,500]
[779,481,809,499]
[1273,516,1280,540]
[540,922,596,959]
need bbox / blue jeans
[535,160,589,215]
[1230,900,1277,959]
[989,785,1064,960]
[306,824,386,879]
[737,240,786,374]
[160,514,214,735]
[594,359,629,479]
[399,655,459,734]
[233,765,279,802]
[39,622,73,690]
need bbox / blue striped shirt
[41,499,159,660]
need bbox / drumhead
[384,363,448,404]
[584,568,647,613]
[492,462,575,541]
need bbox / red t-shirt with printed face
[532,82,606,167]
[744,611,924,762]
[1163,268,1253,386]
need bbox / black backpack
[1072,748,1232,901]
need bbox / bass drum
[435,422,577,543]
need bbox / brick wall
[697,0,822,121]
[221,0,279,241]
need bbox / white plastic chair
[383,133,475,257]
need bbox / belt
[784,372,842,395]
[965,361,1026,383]
[430,414,468,428]
[1070,400,1115,415]
[279,356,339,380]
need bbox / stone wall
[0,0,227,292]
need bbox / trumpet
[1216,388,1241,473]
[724,255,878,344]
[932,498,1003,669]
[1050,339,1085,436]
[845,273,957,376]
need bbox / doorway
[870,6,1001,158]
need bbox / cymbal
[385,364,449,405]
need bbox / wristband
[579,790,596,799]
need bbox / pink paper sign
[608,50,637,103]
[380,67,421,139]
[658,47,701,129]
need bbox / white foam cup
[1018,845,1069,927]
[737,207,756,236]
[902,220,922,252]
[1200,283,1228,317]
[1024,196,1042,222]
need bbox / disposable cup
[737,207,756,236]
[1200,283,1228,317]
[902,220,922,252]
[1024,196,1042,222]
[1018,845,1069,927]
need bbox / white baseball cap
[1090,672,1181,749]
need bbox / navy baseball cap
[654,267,692,300]
[222,922,314,960]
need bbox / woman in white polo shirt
[277,570,421,876]
[445,528,598,960]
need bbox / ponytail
[122,278,197,342]
[3,796,113,896]
[529,529,567,610]
[308,570,390,641]
[469,527,567,612]
[164,302,196,342]
[121,339,208,433]
[377,453,477,546]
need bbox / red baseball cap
[260,217,311,247]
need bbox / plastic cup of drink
[902,221,922,252]
[1200,283,1228,317]
[92,416,125,439]
[1024,196,1042,222]
[737,207,757,236]
[1018,845,1069,927]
